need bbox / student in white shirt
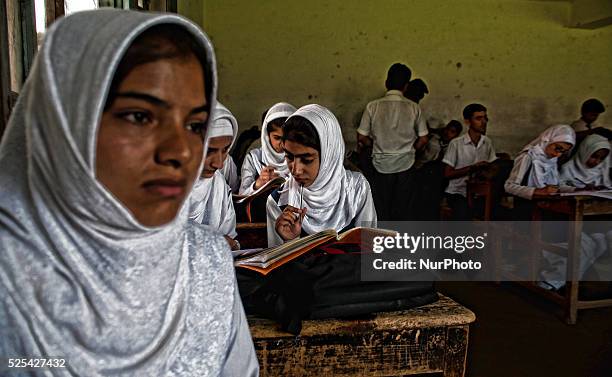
[442,104,497,220]
[504,125,576,200]
[560,134,611,189]
[415,120,463,169]
[356,63,428,220]
[189,102,239,250]
[267,104,376,247]
[239,102,297,195]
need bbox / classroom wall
[180,0,612,156]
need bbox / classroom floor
[436,282,612,377]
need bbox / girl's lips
[142,179,186,198]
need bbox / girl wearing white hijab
[0,10,258,376]
[505,125,576,199]
[266,104,377,247]
[239,102,297,195]
[189,102,239,250]
[560,134,611,189]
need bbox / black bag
[237,251,437,335]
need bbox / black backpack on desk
[237,251,437,335]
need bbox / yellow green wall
[180,0,612,155]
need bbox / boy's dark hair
[282,116,321,154]
[463,103,487,120]
[581,98,605,114]
[446,120,463,133]
[385,63,412,91]
[105,24,212,111]
[266,117,288,135]
[406,79,429,95]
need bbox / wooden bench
[248,293,475,376]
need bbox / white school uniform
[560,134,611,189]
[357,90,428,174]
[267,105,377,247]
[504,125,576,199]
[239,102,297,195]
[442,133,496,197]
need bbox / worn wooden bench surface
[249,293,476,377]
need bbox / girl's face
[202,135,232,178]
[544,142,572,159]
[268,125,284,153]
[586,148,610,168]
[284,140,320,187]
[96,55,207,227]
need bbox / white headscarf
[280,104,373,233]
[189,102,238,236]
[207,102,238,148]
[522,125,576,188]
[0,9,255,376]
[560,134,611,188]
[260,102,297,176]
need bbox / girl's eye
[302,159,313,164]
[285,154,294,161]
[186,122,206,134]
[120,111,152,125]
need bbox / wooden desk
[533,195,612,324]
[249,294,475,377]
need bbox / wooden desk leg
[443,325,470,377]
[565,201,583,325]
[530,207,543,283]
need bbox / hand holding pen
[275,185,307,241]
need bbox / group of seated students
[190,93,610,252]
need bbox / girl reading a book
[0,10,257,376]
[504,124,576,199]
[189,102,240,250]
[559,134,611,190]
[239,102,297,195]
[266,104,377,246]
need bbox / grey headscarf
[0,9,256,376]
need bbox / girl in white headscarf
[266,104,377,247]
[189,102,239,250]
[239,102,297,195]
[560,134,611,189]
[0,10,257,376]
[505,125,576,199]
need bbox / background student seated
[560,134,611,190]
[267,104,376,247]
[442,103,497,220]
[504,124,576,200]
[239,102,297,195]
[190,103,240,250]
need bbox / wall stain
[456,62,462,69]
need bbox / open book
[232,176,286,204]
[234,227,397,275]
[558,189,612,200]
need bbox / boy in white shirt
[442,103,497,220]
[356,63,428,220]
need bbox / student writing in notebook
[504,124,576,200]
[189,103,240,250]
[266,104,377,247]
[559,134,611,190]
[239,102,297,195]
